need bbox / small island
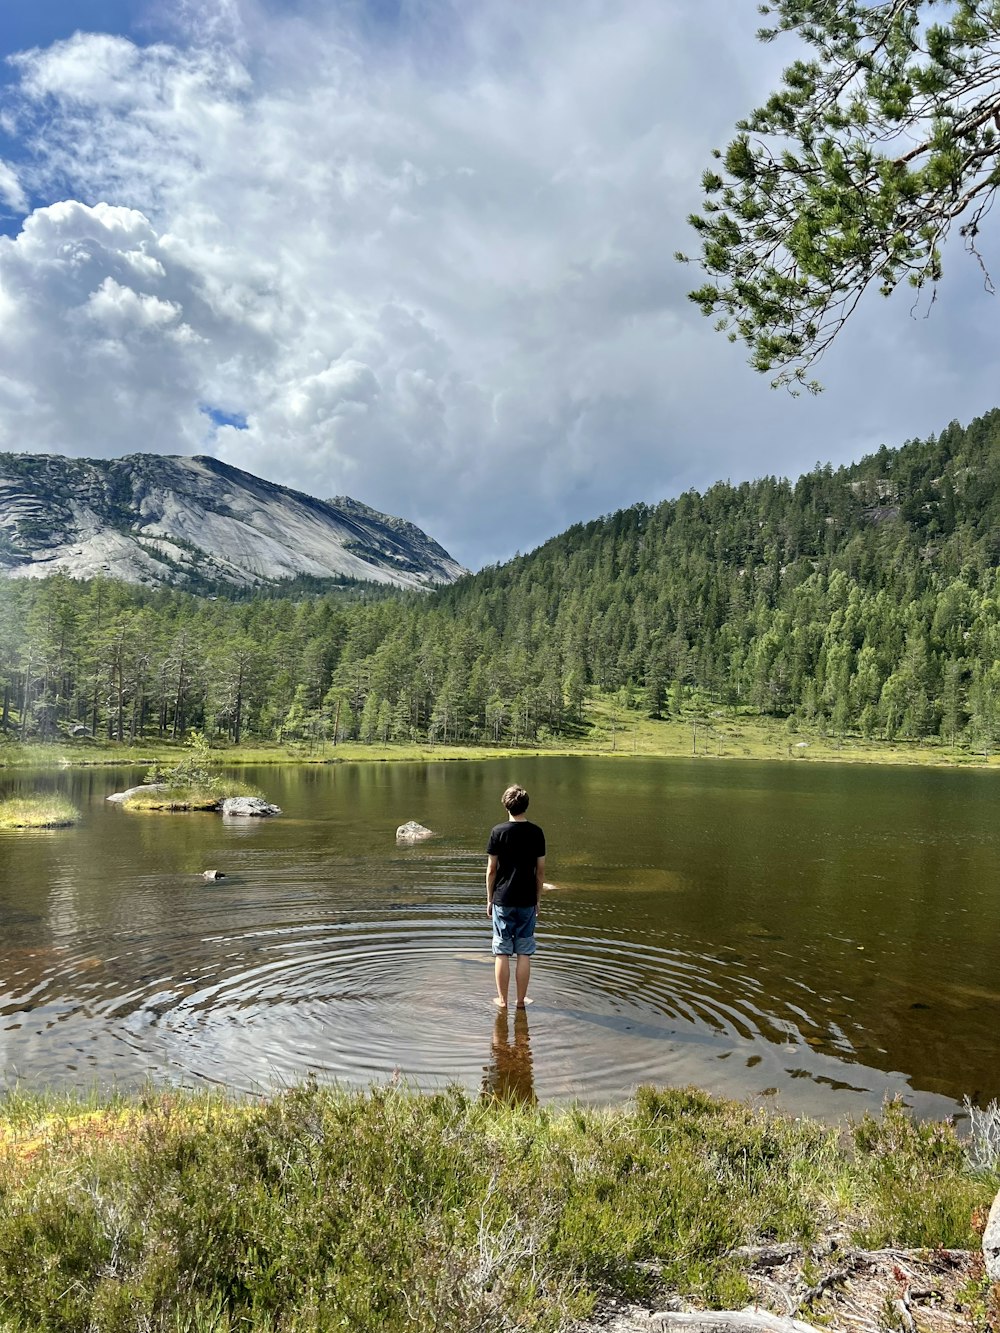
[113,786,279,814]
[106,735,280,815]
[0,793,80,829]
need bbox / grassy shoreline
[1,698,996,772]
[0,1081,994,1332]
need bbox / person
[486,784,545,1009]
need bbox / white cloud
[0,2,998,566]
[0,201,213,452]
[0,160,26,213]
[84,275,185,331]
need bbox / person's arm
[535,855,545,918]
[486,854,498,916]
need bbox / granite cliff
[0,453,466,591]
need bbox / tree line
[6,409,1000,750]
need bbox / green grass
[2,695,997,771]
[121,779,263,812]
[578,695,999,767]
[0,1083,992,1333]
[121,784,225,811]
[0,793,80,828]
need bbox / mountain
[0,453,466,591]
[8,409,1000,749]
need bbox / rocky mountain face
[0,453,466,591]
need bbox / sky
[0,1,999,571]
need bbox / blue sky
[0,1,154,232]
[0,1,998,570]
[0,2,148,58]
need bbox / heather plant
[0,1082,993,1333]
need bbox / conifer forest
[6,410,1000,752]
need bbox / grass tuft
[0,793,80,828]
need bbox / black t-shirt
[487,820,546,908]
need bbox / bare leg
[515,954,531,1008]
[494,955,510,1007]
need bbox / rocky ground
[577,1241,989,1333]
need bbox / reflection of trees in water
[481,1009,536,1106]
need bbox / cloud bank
[1,2,999,567]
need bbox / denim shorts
[491,905,537,957]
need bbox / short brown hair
[501,785,529,815]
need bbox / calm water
[0,756,997,1119]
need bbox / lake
[0,755,997,1120]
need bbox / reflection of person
[481,1007,536,1105]
[486,784,545,1010]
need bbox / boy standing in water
[486,785,546,1009]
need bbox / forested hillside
[5,410,1000,749]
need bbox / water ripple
[0,906,891,1104]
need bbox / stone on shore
[983,1186,1000,1279]
[396,820,434,844]
[221,796,281,818]
[106,784,168,804]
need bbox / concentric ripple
[0,757,984,1121]
[0,895,945,1116]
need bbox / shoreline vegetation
[0,1083,994,1332]
[2,694,1000,772]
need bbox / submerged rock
[221,796,281,818]
[106,784,168,804]
[396,820,434,844]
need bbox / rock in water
[221,797,281,818]
[106,784,168,803]
[202,870,226,880]
[396,821,434,844]
[984,1187,1000,1279]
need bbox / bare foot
[515,998,533,1009]
[493,997,508,1009]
